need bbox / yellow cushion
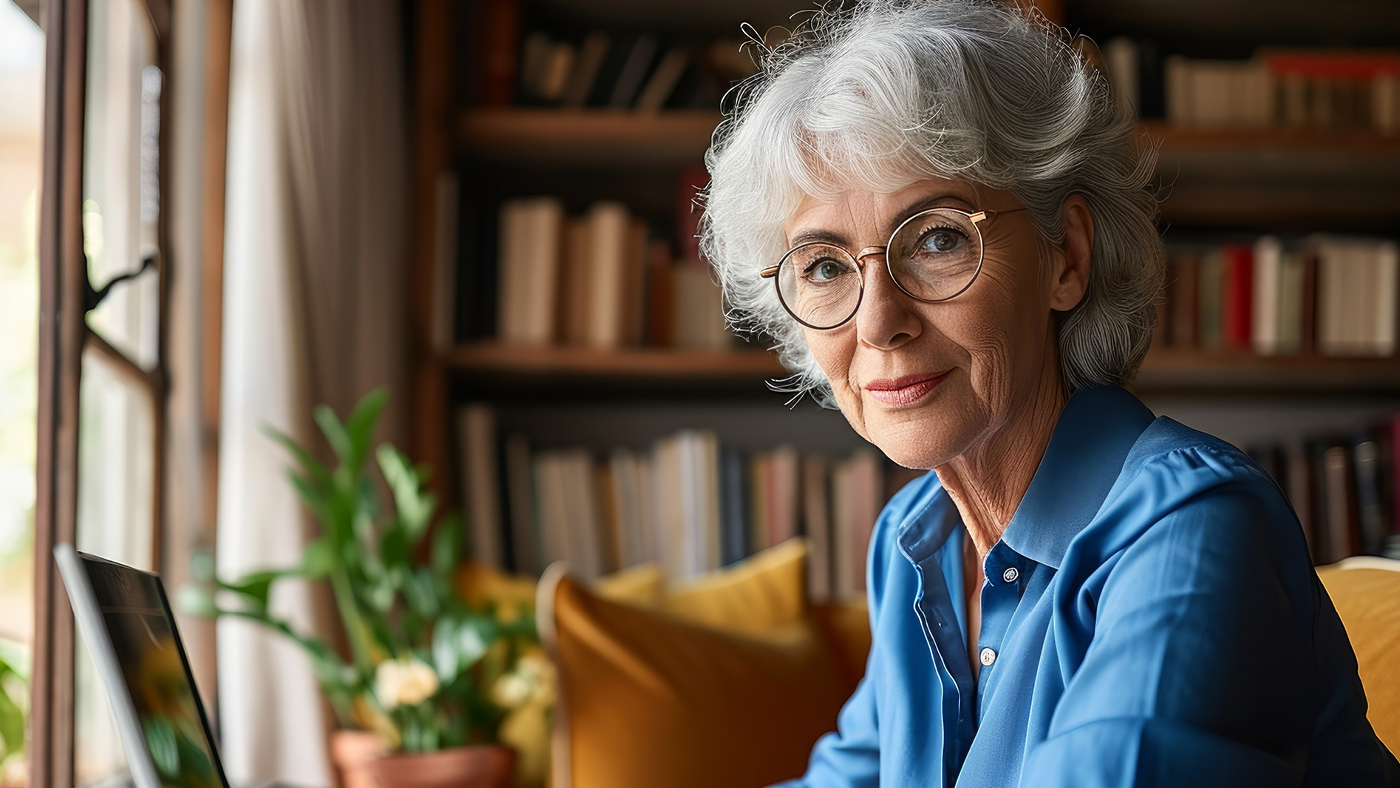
[662,538,809,641]
[592,562,665,608]
[1316,559,1400,755]
[538,540,859,788]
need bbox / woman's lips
[864,371,950,406]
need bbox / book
[583,202,632,350]
[608,34,660,108]
[1252,237,1282,356]
[634,46,690,112]
[719,448,749,566]
[672,261,730,351]
[562,32,610,108]
[1168,250,1198,348]
[766,445,800,548]
[496,197,564,346]
[802,455,833,602]
[1353,434,1391,555]
[1322,442,1359,562]
[1276,247,1305,355]
[644,241,675,347]
[479,0,520,107]
[458,405,503,568]
[1285,440,1316,561]
[1103,37,1139,116]
[1196,248,1224,351]
[1222,243,1254,350]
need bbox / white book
[1252,236,1283,356]
[1103,37,1139,116]
[496,200,529,343]
[1315,238,1348,356]
[583,202,631,350]
[521,198,564,346]
[431,172,459,351]
[1277,250,1305,355]
[1374,242,1398,356]
[533,453,569,569]
[1352,243,1376,354]
[457,405,502,567]
[608,450,644,569]
[562,451,603,581]
[697,431,722,574]
[652,434,686,580]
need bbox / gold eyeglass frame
[760,206,1030,330]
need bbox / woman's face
[783,177,1089,470]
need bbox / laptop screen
[77,554,225,788]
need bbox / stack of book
[1248,419,1400,564]
[1160,235,1399,357]
[1101,39,1400,133]
[429,171,733,354]
[456,404,923,600]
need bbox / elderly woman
[701,2,1400,786]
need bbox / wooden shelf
[440,342,785,378]
[457,108,723,165]
[1135,350,1400,396]
[1142,122,1400,227]
[456,111,1400,226]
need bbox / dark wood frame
[30,0,194,782]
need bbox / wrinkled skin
[783,176,1093,557]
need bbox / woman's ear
[1050,194,1093,312]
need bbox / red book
[1222,243,1254,350]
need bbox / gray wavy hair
[699,0,1164,406]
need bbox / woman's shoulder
[1074,415,1309,572]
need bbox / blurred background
[3,0,1399,787]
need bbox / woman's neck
[935,366,1068,559]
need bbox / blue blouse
[778,386,1400,787]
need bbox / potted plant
[183,391,540,788]
[0,638,26,788]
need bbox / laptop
[54,543,233,788]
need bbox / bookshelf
[407,0,1400,578]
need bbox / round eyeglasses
[760,206,1030,330]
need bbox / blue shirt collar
[1000,386,1155,570]
[894,386,1155,571]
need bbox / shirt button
[1002,566,1019,584]
[980,647,997,666]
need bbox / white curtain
[218,1,407,785]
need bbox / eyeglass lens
[775,208,985,329]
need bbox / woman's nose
[853,248,923,350]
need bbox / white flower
[374,658,439,709]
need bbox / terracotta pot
[330,730,388,788]
[365,744,516,788]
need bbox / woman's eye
[921,229,964,254]
[804,259,850,282]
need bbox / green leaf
[301,537,337,579]
[380,524,412,571]
[345,388,389,471]
[404,569,439,620]
[263,426,333,486]
[314,403,356,471]
[144,718,180,778]
[0,679,24,762]
[431,615,492,681]
[377,446,436,543]
[288,472,333,524]
[431,515,463,581]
